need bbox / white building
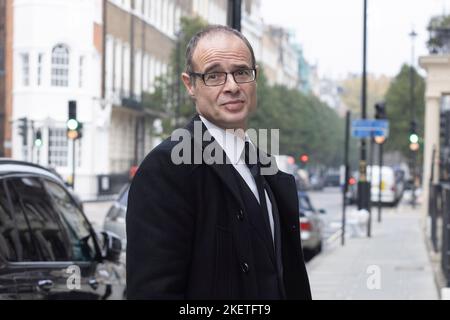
[6,0,302,199]
[11,0,104,199]
[9,0,188,199]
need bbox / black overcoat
[126,115,312,300]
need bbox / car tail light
[300,218,312,231]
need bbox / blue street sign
[351,119,389,138]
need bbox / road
[308,187,344,243]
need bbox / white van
[367,165,404,206]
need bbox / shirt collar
[199,115,252,165]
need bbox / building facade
[2,0,309,199]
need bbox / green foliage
[384,64,425,162]
[142,16,209,137]
[250,67,349,168]
[144,17,349,168]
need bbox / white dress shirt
[199,115,275,241]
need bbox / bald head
[185,25,256,75]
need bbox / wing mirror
[100,231,122,263]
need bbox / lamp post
[358,0,371,219]
[409,29,418,208]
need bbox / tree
[250,67,349,168]
[384,64,425,164]
[339,74,392,118]
[144,18,349,169]
[142,16,208,137]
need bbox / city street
[306,189,439,300]
[82,186,440,300]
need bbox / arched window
[51,44,69,87]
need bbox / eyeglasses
[190,69,257,87]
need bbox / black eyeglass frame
[189,68,257,87]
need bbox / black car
[0,159,125,299]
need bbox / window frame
[51,44,70,87]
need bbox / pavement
[306,202,440,300]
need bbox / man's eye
[205,73,218,80]
[237,70,250,76]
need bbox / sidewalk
[306,203,440,300]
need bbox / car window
[4,177,70,262]
[0,181,32,262]
[42,179,97,262]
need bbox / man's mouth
[222,100,245,107]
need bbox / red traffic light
[300,154,309,163]
[348,177,357,185]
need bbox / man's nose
[223,73,240,93]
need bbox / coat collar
[184,114,301,249]
[184,115,298,221]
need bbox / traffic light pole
[72,139,76,190]
[342,111,351,246]
[228,0,242,31]
[378,142,383,222]
[367,135,375,237]
[411,150,417,208]
[409,29,417,209]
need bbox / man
[126,25,311,300]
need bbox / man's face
[182,33,257,130]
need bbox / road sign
[351,119,389,138]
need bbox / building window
[21,53,30,86]
[51,44,69,87]
[79,56,84,88]
[37,53,44,86]
[48,128,68,167]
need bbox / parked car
[324,172,340,187]
[0,159,126,300]
[103,183,129,249]
[298,191,326,258]
[368,166,405,206]
[309,174,325,191]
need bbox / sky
[261,0,450,79]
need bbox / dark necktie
[244,141,273,241]
[244,141,286,298]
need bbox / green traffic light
[67,119,79,130]
[409,133,419,144]
[35,139,43,148]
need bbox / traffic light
[67,100,82,140]
[34,129,43,148]
[409,120,419,151]
[18,117,28,146]
[375,102,387,119]
[348,176,357,186]
[300,154,309,164]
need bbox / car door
[41,178,121,300]
[3,176,107,299]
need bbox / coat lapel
[186,115,245,209]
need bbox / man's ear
[182,73,195,97]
